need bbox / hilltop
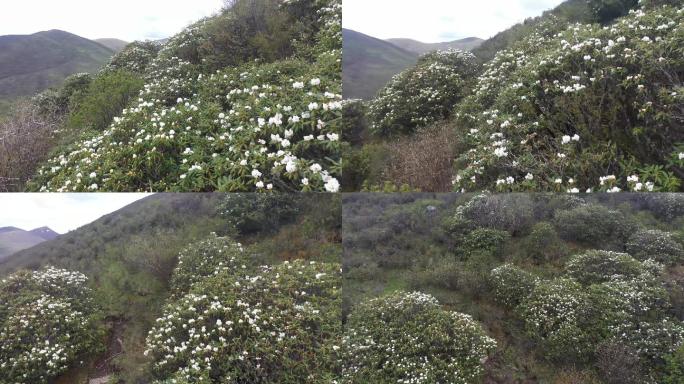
[0,30,115,99]
[343,28,418,99]
[95,38,129,53]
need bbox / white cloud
[0,0,225,41]
[343,0,566,42]
[0,193,150,233]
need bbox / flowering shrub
[452,5,684,192]
[553,204,637,246]
[517,278,599,361]
[103,41,161,74]
[625,229,684,265]
[490,263,539,307]
[565,250,645,285]
[523,221,566,261]
[169,234,250,297]
[27,0,342,192]
[341,291,496,384]
[146,259,341,383]
[368,50,479,136]
[0,267,102,383]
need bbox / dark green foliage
[663,344,684,384]
[457,194,534,235]
[66,70,144,132]
[589,0,639,23]
[459,228,510,259]
[218,194,300,235]
[566,250,644,285]
[553,204,637,246]
[523,222,566,262]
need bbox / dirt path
[88,318,126,383]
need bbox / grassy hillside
[95,38,129,53]
[0,193,341,383]
[343,28,418,100]
[386,36,484,55]
[0,30,114,99]
[343,193,684,383]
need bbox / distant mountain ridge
[343,28,419,100]
[0,225,59,261]
[386,36,484,55]
[95,38,129,53]
[0,29,116,99]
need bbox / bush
[460,227,510,259]
[523,222,566,262]
[168,234,250,297]
[452,5,684,192]
[341,291,496,384]
[66,70,144,132]
[218,194,300,235]
[104,41,160,74]
[625,229,684,265]
[146,260,341,383]
[456,194,534,235]
[565,250,645,285]
[0,267,103,384]
[553,204,637,246]
[663,344,684,384]
[368,50,479,136]
[518,278,599,362]
[490,263,539,307]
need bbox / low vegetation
[343,193,684,382]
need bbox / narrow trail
[88,318,126,384]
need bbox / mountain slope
[0,226,56,261]
[343,28,418,100]
[95,38,129,53]
[386,37,484,55]
[0,30,115,99]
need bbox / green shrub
[218,194,300,235]
[0,267,103,384]
[663,344,684,384]
[368,50,479,136]
[625,229,684,265]
[518,278,599,362]
[104,41,160,74]
[66,70,144,132]
[523,222,566,262]
[490,263,539,307]
[168,234,250,296]
[460,227,510,259]
[341,291,496,384]
[452,5,684,192]
[565,250,645,285]
[589,0,639,23]
[553,204,637,246]
[146,259,341,383]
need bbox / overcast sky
[0,0,225,41]
[344,0,566,42]
[0,194,150,233]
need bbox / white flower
[562,135,571,144]
[301,178,309,186]
[324,178,339,193]
[679,153,684,160]
[525,173,534,181]
[494,147,508,158]
[251,169,262,178]
[256,181,264,188]
[310,164,322,173]
[285,161,297,173]
[568,188,579,193]
[572,134,580,141]
[310,78,321,86]
[292,81,304,89]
